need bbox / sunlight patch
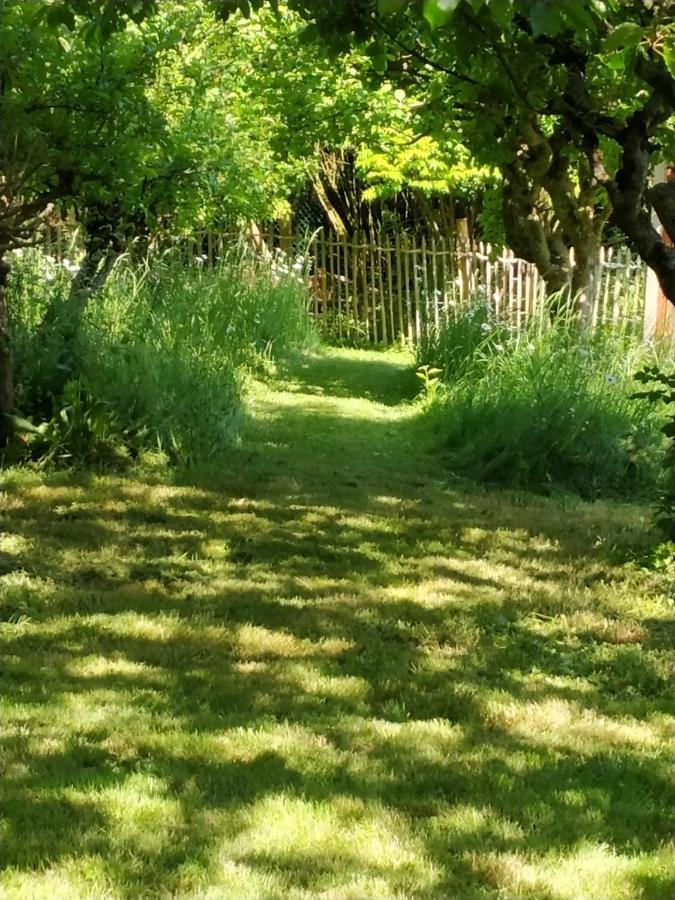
[228,794,440,893]
[491,698,663,750]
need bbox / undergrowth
[417,300,668,498]
[9,246,317,466]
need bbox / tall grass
[418,300,667,497]
[10,245,317,465]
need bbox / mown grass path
[1,348,672,899]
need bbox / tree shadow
[1,348,670,897]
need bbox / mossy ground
[1,348,672,899]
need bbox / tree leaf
[664,39,675,78]
[378,0,407,15]
[562,2,598,34]
[529,1,563,38]
[423,0,460,30]
[604,22,643,52]
[486,0,513,28]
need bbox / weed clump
[417,301,667,497]
[9,246,317,466]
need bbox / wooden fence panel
[37,223,650,345]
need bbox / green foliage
[418,305,667,497]
[11,378,133,466]
[631,364,675,541]
[9,247,317,466]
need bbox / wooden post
[342,234,350,341]
[430,236,440,330]
[394,233,405,344]
[312,232,321,319]
[361,236,370,341]
[457,218,471,301]
[378,239,388,344]
[420,235,430,336]
[369,236,378,343]
[279,213,293,255]
[411,235,421,340]
[403,234,413,342]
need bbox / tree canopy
[220,0,675,309]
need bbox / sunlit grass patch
[1,348,672,898]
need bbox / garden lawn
[0,347,672,899]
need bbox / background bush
[418,301,667,498]
[10,246,317,466]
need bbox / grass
[417,303,666,497]
[10,247,317,465]
[1,347,673,899]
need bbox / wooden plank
[361,235,370,341]
[378,239,388,344]
[312,233,321,319]
[320,231,332,319]
[612,246,624,323]
[370,236,379,343]
[386,235,396,343]
[601,246,613,323]
[404,234,414,342]
[352,237,362,337]
[430,236,440,329]
[421,235,430,336]
[395,232,405,344]
[485,243,493,315]
[411,234,422,340]
[333,233,344,341]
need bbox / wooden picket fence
[299,231,647,344]
[41,223,648,344]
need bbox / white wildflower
[605,374,618,385]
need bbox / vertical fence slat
[395,232,405,344]
[421,235,430,337]
[369,236,379,343]
[430,236,440,330]
[411,234,421,341]
[361,236,370,341]
[404,234,414,342]
[351,237,360,336]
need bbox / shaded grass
[1,347,673,899]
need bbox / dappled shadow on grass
[1,348,672,898]
[276,348,420,407]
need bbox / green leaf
[562,2,597,34]
[529,1,563,38]
[664,39,675,78]
[377,0,407,14]
[604,22,643,52]
[486,0,513,28]
[423,0,460,29]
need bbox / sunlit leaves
[664,38,675,77]
[604,21,643,52]
[422,0,460,30]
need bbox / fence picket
[39,222,649,345]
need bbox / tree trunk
[0,255,13,446]
[570,240,601,324]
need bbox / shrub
[419,301,667,497]
[9,245,317,466]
